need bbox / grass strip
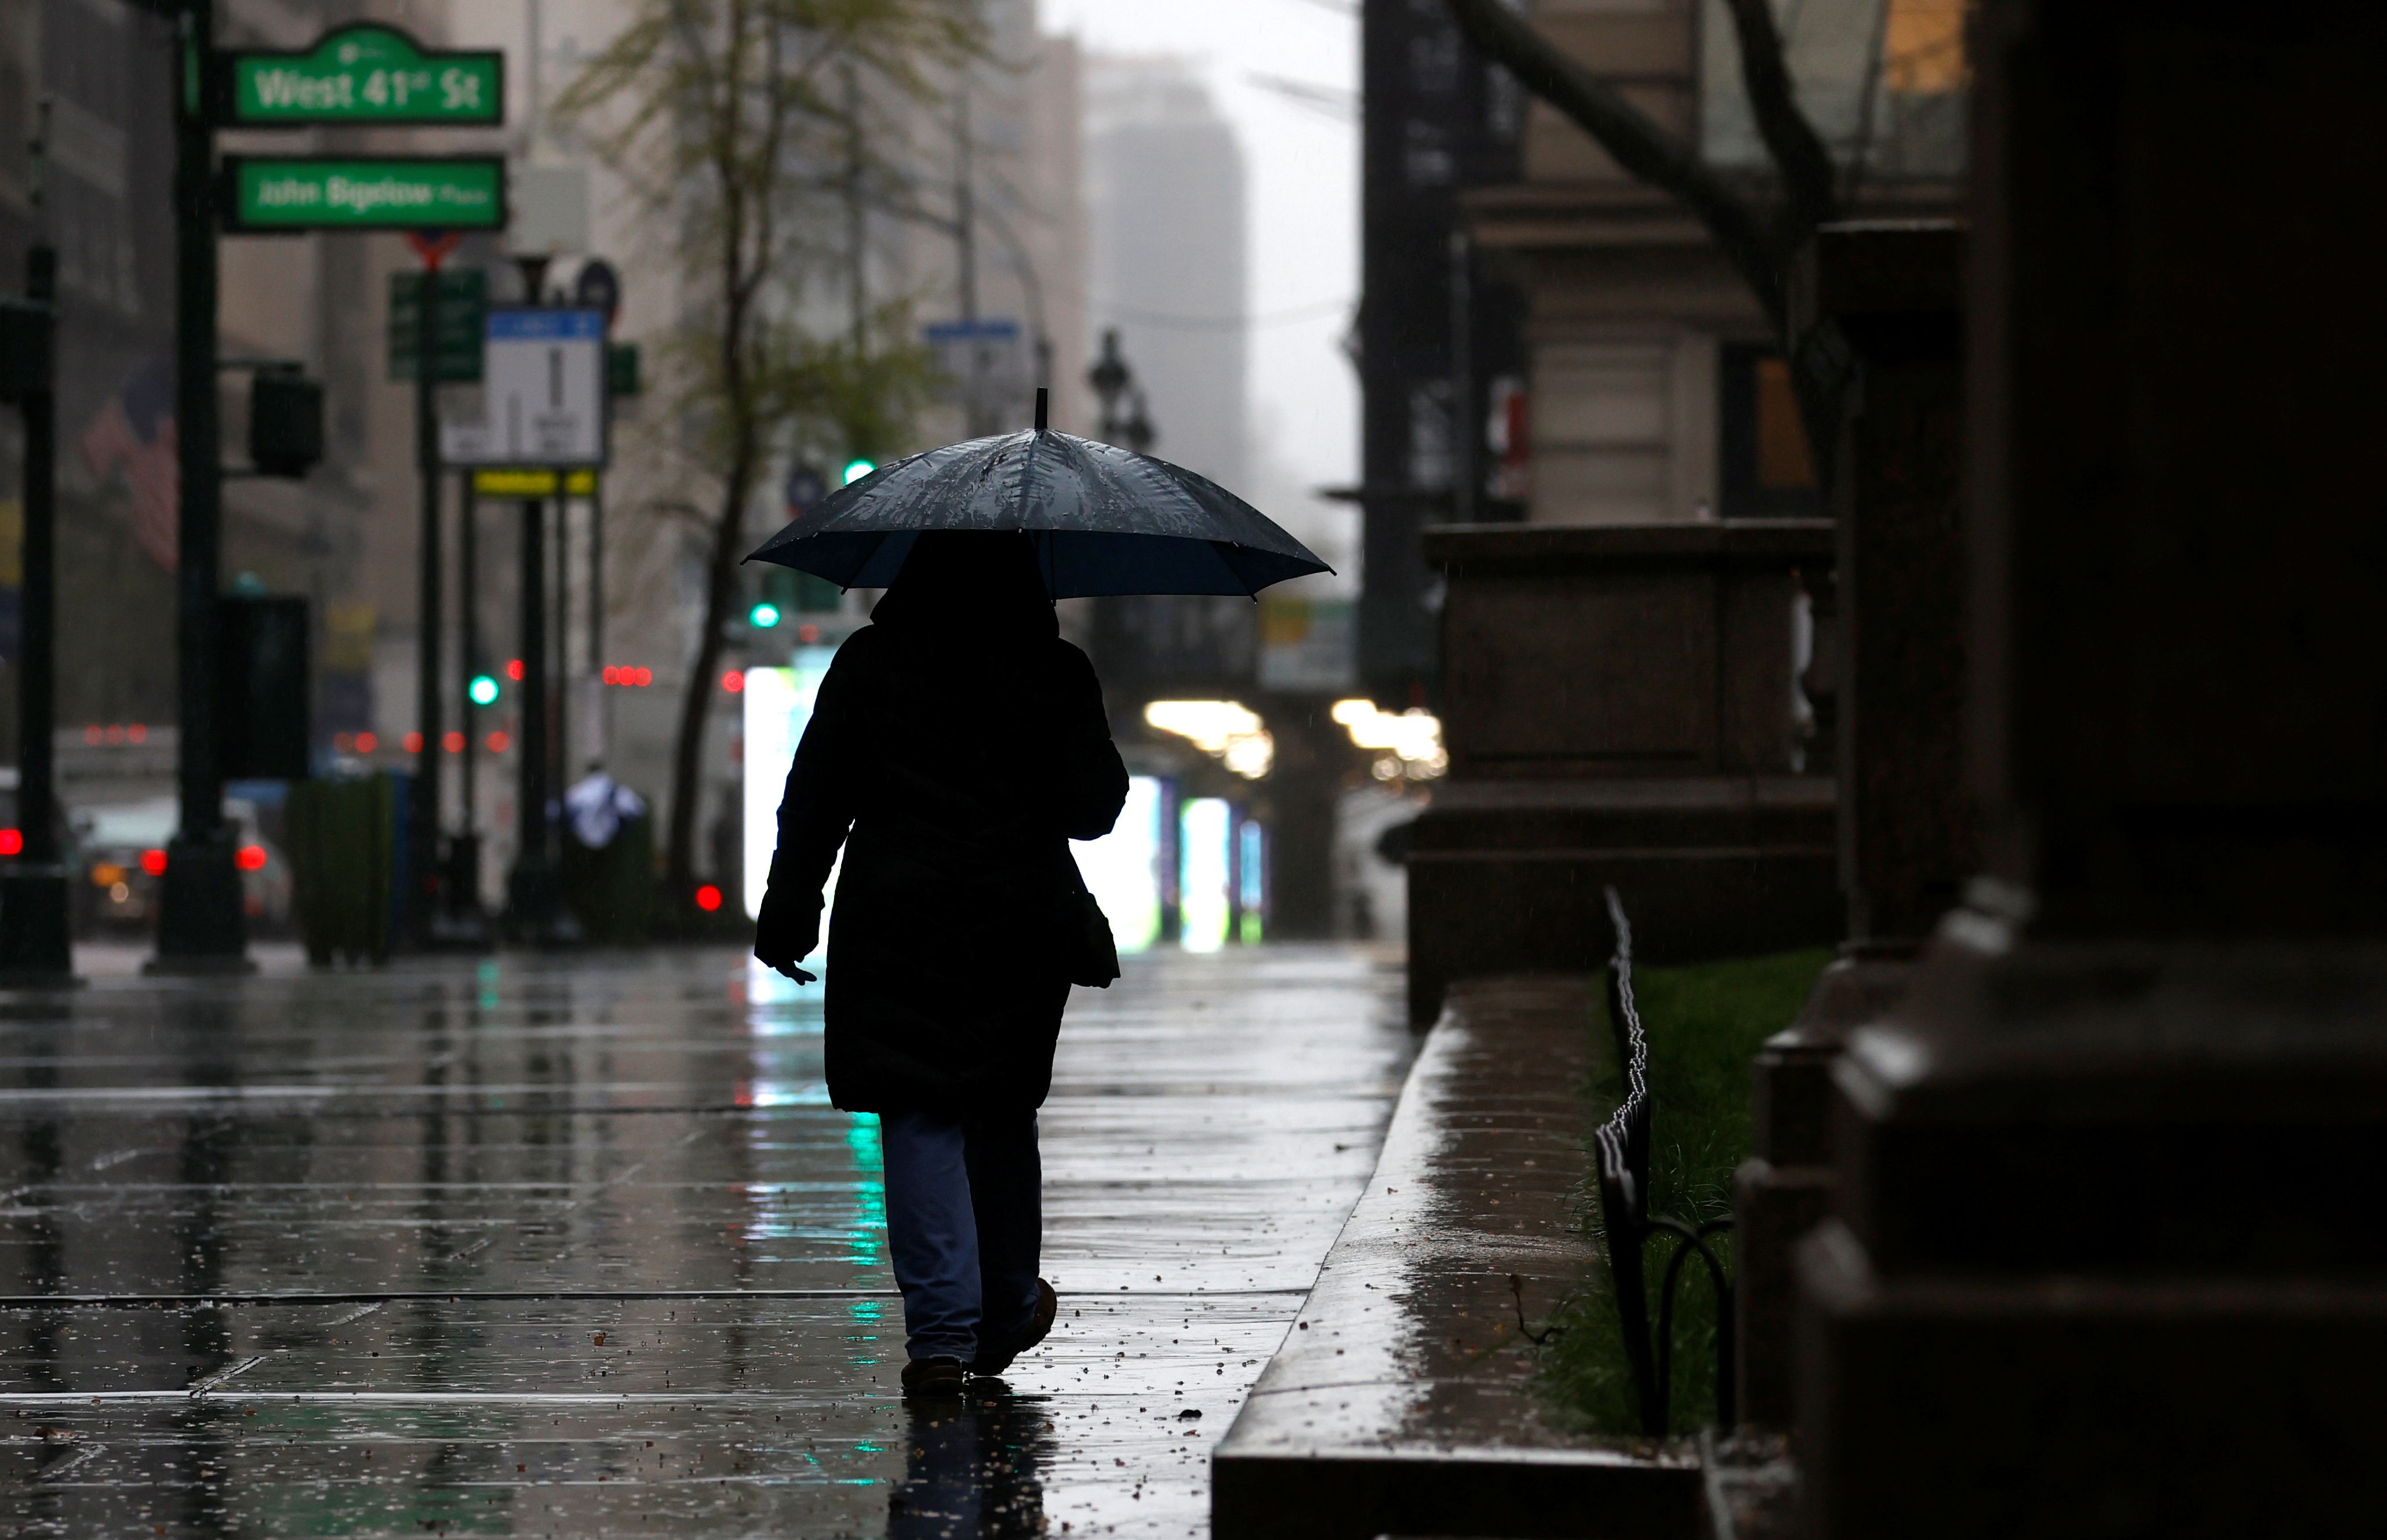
[1535,947,1833,1437]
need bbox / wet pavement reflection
[888,1385,1051,1538]
[0,944,1409,1536]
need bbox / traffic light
[249,366,325,478]
[841,458,875,486]
[749,600,782,629]
[467,674,500,707]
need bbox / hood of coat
[867,530,1058,648]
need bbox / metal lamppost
[1087,329,1158,454]
[552,489,569,811]
[1084,327,1169,938]
[1090,327,1130,439]
[505,483,558,938]
[1122,390,1156,455]
[406,232,460,947]
[574,259,621,771]
[154,0,248,971]
[503,257,569,944]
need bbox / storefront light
[1331,698,1447,778]
[1144,700,1273,780]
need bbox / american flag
[77,357,179,572]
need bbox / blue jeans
[879,1108,1042,1363]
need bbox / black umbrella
[744,391,1330,598]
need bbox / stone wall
[1407,522,1840,1023]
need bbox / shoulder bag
[1062,850,1120,988]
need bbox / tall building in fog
[1086,58,1248,497]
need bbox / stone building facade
[1469,0,1964,527]
[0,0,453,789]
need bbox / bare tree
[1437,0,1847,466]
[558,0,976,915]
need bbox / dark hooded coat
[761,532,1129,1113]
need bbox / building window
[1409,28,1461,94]
[1719,345,1822,519]
[1486,65,1526,141]
[1408,381,1454,491]
[1404,120,1454,186]
[1700,0,1968,180]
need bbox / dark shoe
[969,1278,1058,1376]
[900,1357,966,1397]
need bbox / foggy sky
[1045,0,1359,544]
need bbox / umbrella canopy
[744,418,1330,599]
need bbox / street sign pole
[588,475,605,761]
[155,0,250,973]
[143,16,505,967]
[506,494,559,941]
[552,494,569,828]
[407,231,453,948]
[456,476,480,919]
[436,278,605,946]
[0,243,74,985]
[580,260,620,769]
[575,261,618,771]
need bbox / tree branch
[1720,0,1840,237]
[552,0,993,905]
[1438,0,1786,330]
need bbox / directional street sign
[227,26,503,128]
[440,309,609,469]
[388,270,487,383]
[223,156,506,232]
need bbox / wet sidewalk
[0,944,1411,1537]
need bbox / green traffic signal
[467,674,500,707]
[749,601,783,629]
[841,458,876,486]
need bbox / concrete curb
[1212,975,1701,1540]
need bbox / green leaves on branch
[548,0,987,897]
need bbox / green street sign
[227,25,503,127]
[388,270,487,383]
[224,156,506,232]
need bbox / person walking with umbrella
[749,389,1329,1396]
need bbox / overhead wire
[1093,298,1351,333]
